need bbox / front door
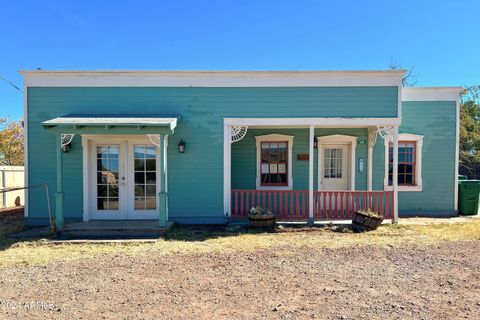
[89,137,159,220]
[320,144,349,190]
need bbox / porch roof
[42,114,180,134]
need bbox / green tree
[460,85,480,170]
[0,117,24,166]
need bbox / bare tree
[388,61,418,87]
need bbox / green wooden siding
[27,86,398,221]
[372,101,457,214]
[232,128,369,191]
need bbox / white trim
[43,117,178,131]
[87,139,128,220]
[23,81,28,217]
[384,185,423,192]
[317,134,357,191]
[255,134,294,190]
[454,97,460,211]
[402,87,462,101]
[82,136,89,222]
[164,135,169,219]
[308,126,314,221]
[367,130,378,191]
[393,126,399,223]
[223,124,231,216]
[225,117,401,127]
[384,133,424,192]
[82,135,161,220]
[20,70,404,88]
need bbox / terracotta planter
[352,211,383,231]
[248,213,276,228]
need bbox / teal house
[20,70,461,229]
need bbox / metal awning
[42,114,180,134]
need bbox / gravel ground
[0,240,479,320]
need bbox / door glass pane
[145,198,156,210]
[146,185,156,197]
[96,146,120,211]
[146,159,156,171]
[135,197,145,210]
[324,148,343,178]
[133,145,157,211]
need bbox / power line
[0,74,23,93]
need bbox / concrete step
[57,220,174,240]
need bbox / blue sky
[1,0,479,120]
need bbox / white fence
[0,166,24,208]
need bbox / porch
[231,190,394,222]
[41,114,179,230]
[224,117,401,224]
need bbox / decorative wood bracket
[147,134,161,147]
[60,134,75,148]
[376,126,395,143]
[231,126,248,143]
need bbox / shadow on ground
[163,224,331,242]
[163,225,268,242]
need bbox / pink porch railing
[231,190,394,221]
[231,190,309,221]
[314,191,394,220]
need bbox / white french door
[320,144,349,190]
[88,137,159,220]
[126,142,159,219]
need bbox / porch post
[367,129,378,191]
[223,123,231,218]
[308,125,314,225]
[392,126,399,223]
[164,135,169,221]
[55,133,64,230]
[158,135,167,227]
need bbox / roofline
[19,69,406,76]
[19,69,405,88]
[402,87,462,101]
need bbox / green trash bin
[458,180,480,215]
[458,175,468,180]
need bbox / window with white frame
[255,134,294,190]
[384,133,423,191]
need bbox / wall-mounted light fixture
[178,140,186,153]
[61,142,72,153]
[314,137,318,148]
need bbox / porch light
[178,140,186,153]
[61,142,72,153]
[314,137,318,148]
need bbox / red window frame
[389,141,416,186]
[260,141,289,187]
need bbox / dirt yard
[0,223,479,319]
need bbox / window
[384,133,423,192]
[255,134,294,190]
[324,147,343,178]
[260,141,288,186]
[388,142,415,186]
[96,145,119,210]
[133,146,157,210]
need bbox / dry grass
[0,221,479,268]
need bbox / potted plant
[352,209,383,231]
[248,206,276,229]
